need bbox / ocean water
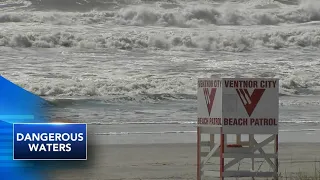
[1,0,320,144]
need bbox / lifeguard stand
[197,78,279,180]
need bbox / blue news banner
[13,123,87,160]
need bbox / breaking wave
[95,131,196,135]
[2,28,320,51]
[9,74,320,99]
[46,95,320,108]
[0,0,31,9]
[114,0,320,27]
[89,120,320,126]
[9,79,320,101]
[94,128,320,136]
[1,0,320,26]
[2,0,320,99]
[47,94,197,104]
[2,0,320,51]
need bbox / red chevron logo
[203,88,217,116]
[236,89,265,117]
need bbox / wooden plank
[223,153,277,158]
[223,171,277,177]
[203,170,220,177]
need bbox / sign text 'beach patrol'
[197,78,279,133]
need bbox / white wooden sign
[197,78,279,134]
[197,78,222,126]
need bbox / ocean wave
[46,93,320,107]
[2,28,320,51]
[0,0,32,9]
[9,75,320,99]
[95,131,196,135]
[19,0,140,11]
[46,94,197,104]
[94,128,320,136]
[1,0,320,26]
[114,0,320,27]
[88,120,320,126]
[89,121,196,125]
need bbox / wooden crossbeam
[197,131,278,180]
[224,135,275,170]
[201,144,220,167]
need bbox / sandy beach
[49,142,320,180]
[3,0,320,179]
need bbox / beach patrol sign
[197,78,279,134]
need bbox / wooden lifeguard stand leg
[197,126,222,180]
[274,134,279,180]
[249,134,255,180]
[236,134,241,145]
[210,134,215,149]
